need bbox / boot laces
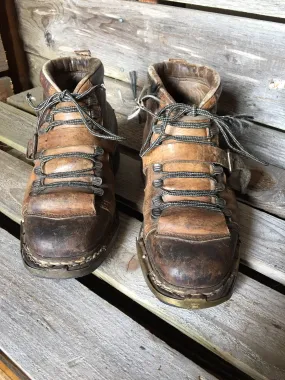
[129,89,268,217]
[27,84,123,196]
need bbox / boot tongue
[149,62,219,143]
[40,57,104,97]
[149,60,221,113]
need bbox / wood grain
[0,353,29,380]
[158,0,285,19]
[14,0,285,131]
[0,77,13,102]
[0,229,215,380]
[0,361,21,380]
[5,92,285,219]
[1,152,285,379]
[0,36,8,72]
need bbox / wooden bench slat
[0,228,215,380]
[151,0,285,19]
[4,94,285,220]
[15,0,285,131]
[0,151,285,379]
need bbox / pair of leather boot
[21,57,263,309]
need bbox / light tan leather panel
[142,143,229,170]
[157,207,229,238]
[38,126,116,153]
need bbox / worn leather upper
[22,57,118,261]
[142,59,239,291]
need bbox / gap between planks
[0,146,285,380]
[0,228,215,380]
[140,0,285,20]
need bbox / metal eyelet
[96,147,104,155]
[209,125,219,137]
[212,165,223,175]
[94,161,103,169]
[152,179,163,188]
[34,166,42,175]
[151,208,162,218]
[223,208,232,217]
[153,163,162,173]
[153,125,161,133]
[96,188,104,197]
[92,177,103,186]
[152,195,162,206]
[216,183,225,192]
[217,198,226,208]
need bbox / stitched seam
[24,212,96,217]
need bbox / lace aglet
[127,107,141,120]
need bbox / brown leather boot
[137,59,265,309]
[21,57,122,278]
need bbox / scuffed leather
[146,229,238,289]
[22,57,118,261]
[142,59,239,291]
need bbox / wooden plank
[1,152,285,380]
[15,0,285,131]
[0,36,8,72]
[0,77,13,103]
[156,0,285,19]
[0,0,30,91]
[0,229,214,380]
[4,92,285,219]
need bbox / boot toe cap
[145,231,238,291]
[23,213,111,261]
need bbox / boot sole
[137,226,240,310]
[20,213,119,279]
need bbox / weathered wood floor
[0,87,284,379]
[1,0,285,378]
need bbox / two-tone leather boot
[136,59,265,309]
[21,57,122,278]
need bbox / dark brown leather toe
[24,210,112,260]
[146,230,238,290]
